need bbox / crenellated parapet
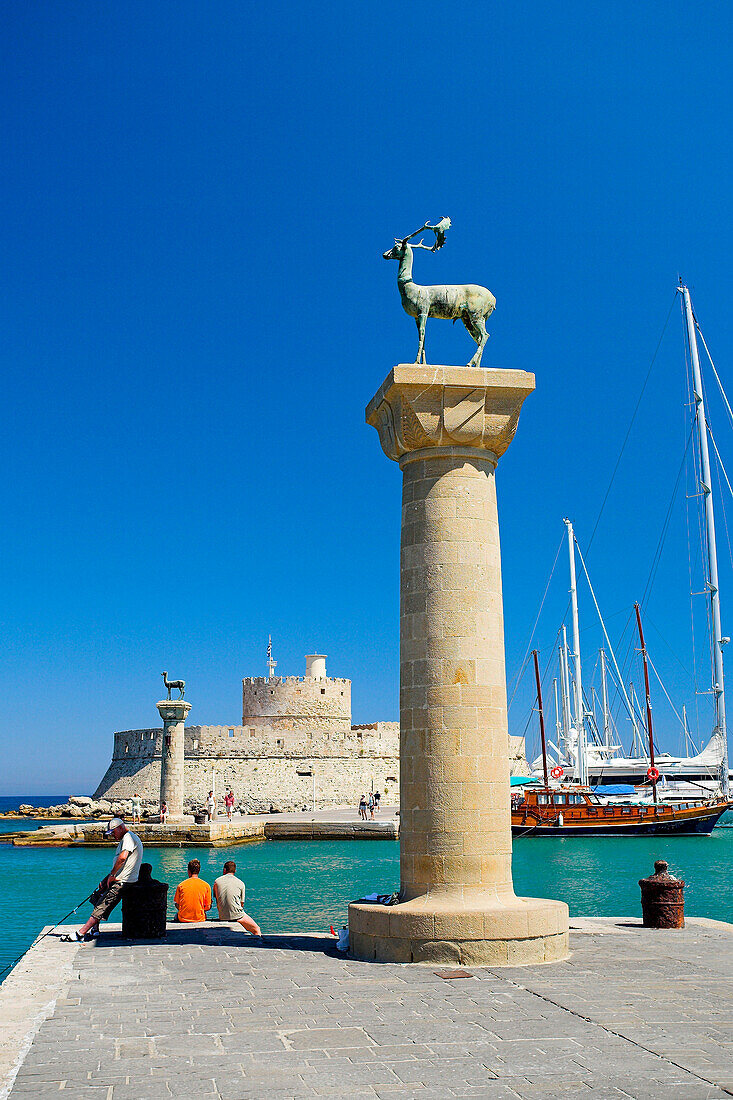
[242,673,351,733]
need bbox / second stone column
[157,698,192,822]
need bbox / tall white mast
[629,682,643,757]
[600,648,611,749]
[681,283,729,800]
[560,630,573,756]
[553,677,563,762]
[564,519,588,785]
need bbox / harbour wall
[94,721,528,812]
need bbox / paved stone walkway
[5,918,733,1099]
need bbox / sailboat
[526,283,731,801]
[512,603,729,835]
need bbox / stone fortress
[94,650,527,813]
[94,652,402,813]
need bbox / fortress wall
[242,676,351,732]
[94,724,527,810]
[92,729,163,800]
[94,723,400,811]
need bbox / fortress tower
[242,653,351,735]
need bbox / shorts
[91,880,128,922]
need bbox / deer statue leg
[464,313,488,369]
[415,314,427,364]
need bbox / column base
[348,893,569,966]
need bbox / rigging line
[640,426,694,609]
[508,534,564,710]
[708,424,733,502]
[713,444,733,575]
[684,332,704,747]
[586,293,678,553]
[517,629,564,762]
[646,652,685,728]
[687,317,717,685]
[644,613,694,680]
[696,322,733,433]
[572,536,635,722]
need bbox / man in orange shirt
[173,859,212,922]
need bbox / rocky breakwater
[0,795,139,820]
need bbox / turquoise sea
[1,797,732,980]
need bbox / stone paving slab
[3,917,733,1098]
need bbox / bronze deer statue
[162,671,185,700]
[383,218,496,368]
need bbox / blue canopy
[510,775,540,787]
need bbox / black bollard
[121,863,169,939]
[638,860,685,929]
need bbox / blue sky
[1,2,732,793]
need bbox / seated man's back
[174,860,211,922]
[214,871,246,920]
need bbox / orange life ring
[551,766,564,779]
[647,766,660,781]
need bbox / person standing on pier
[62,818,143,942]
[214,860,261,937]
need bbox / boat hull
[512,805,728,837]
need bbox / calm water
[1,796,732,980]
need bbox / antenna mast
[267,635,277,680]
[680,282,729,800]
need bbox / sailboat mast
[532,651,550,789]
[560,630,573,753]
[600,648,610,749]
[681,283,730,800]
[553,677,562,762]
[564,519,588,785]
[635,603,658,803]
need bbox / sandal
[60,931,83,943]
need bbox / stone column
[349,365,569,965]
[157,699,192,821]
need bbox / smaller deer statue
[383,218,496,368]
[162,671,185,700]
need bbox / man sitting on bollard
[62,818,143,942]
[213,860,262,938]
[173,859,212,922]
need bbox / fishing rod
[0,891,93,982]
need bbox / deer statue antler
[427,217,451,250]
[399,218,452,250]
[400,221,431,243]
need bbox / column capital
[365,365,535,464]
[157,700,192,722]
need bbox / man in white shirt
[63,818,143,942]
[213,860,261,937]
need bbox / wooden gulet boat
[511,784,729,836]
[512,634,731,837]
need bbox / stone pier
[349,365,568,964]
[157,699,192,821]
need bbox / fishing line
[0,891,93,982]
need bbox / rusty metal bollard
[638,860,685,928]
[121,863,169,939]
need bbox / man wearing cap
[62,818,143,942]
